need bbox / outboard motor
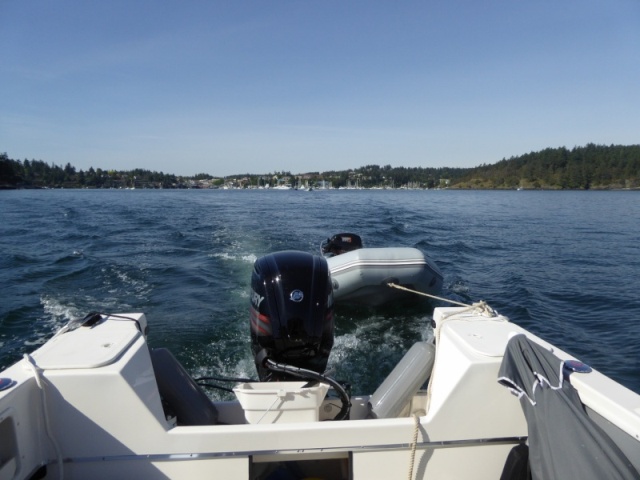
[250,251,334,382]
[320,233,363,257]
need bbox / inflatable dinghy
[321,233,443,306]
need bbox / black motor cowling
[320,233,363,257]
[250,251,334,381]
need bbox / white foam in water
[41,294,80,324]
[209,252,257,264]
[329,332,361,361]
[103,265,151,299]
[419,319,435,343]
[30,295,81,346]
[449,279,470,295]
[209,252,234,260]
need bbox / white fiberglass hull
[0,307,638,479]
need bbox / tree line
[0,154,181,189]
[1,143,639,190]
[453,143,640,190]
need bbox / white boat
[322,233,443,306]
[1,254,639,479]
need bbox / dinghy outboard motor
[321,233,363,257]
[250,251,335,382]
[249,251,350,420]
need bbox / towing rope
[386,283,497,317]
[387,282,470,307]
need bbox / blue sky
[2,1,639,177]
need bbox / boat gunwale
[60,435,528,464]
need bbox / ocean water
[1,189,639,398]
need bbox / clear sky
[2,1,639,177]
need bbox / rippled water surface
[1,189,639,397]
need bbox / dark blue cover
[498,334,639,480]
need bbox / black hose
[196,382,234,394]
[265,359,351,421]
[194,375,256,383]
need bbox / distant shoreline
[3,185,639,192]
[2,144,638,190]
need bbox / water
[1,189,639,398]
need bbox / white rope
[439,300,497,318]
[387,283,497,317]
[407,413,420,480]
[24,354,64,480]
[387,282,470,307]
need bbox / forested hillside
[453,144,640,189]
[1,144,639,189]
[0,154,180,189]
